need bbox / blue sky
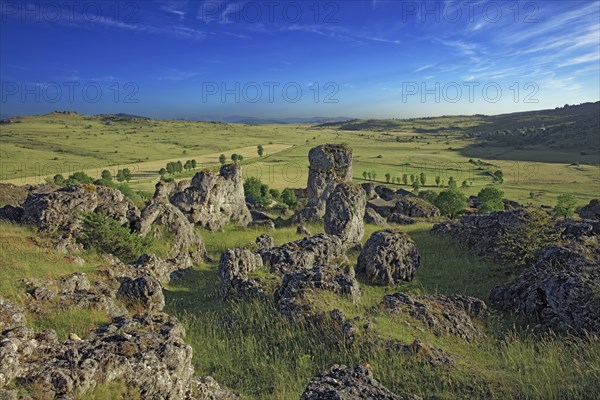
[1,0,599,119]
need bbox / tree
[402,174,408,185]
[478,187,504,213]
[434,188,467,218]
[362,171,368,180]
[461,180,470,188]
[53,174,65,185]
[435,175,441,186]
[412,180,421,192]
[166,162,175,175]
[238,155,244,162]
[269,188,281,200]
[396,177,401,184]
[554,193,577,218]
[448,176,457,190]
[493,170,504,183]
[257,145,264,157]
[101,170,112,181]
[191,159,197,169]
[385,173,391,183]
[175,161,183,174]
[116,169,126,182]
[410,174,416,183]
[159,168,167,176]
[219,154,226,165]
[281,188,297,208]
[419,173,426,186]
[371,171,377,180]
[231,154,239,163]
[418,190,438,204]
[184,160,191,171]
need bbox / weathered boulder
[490,245,600,334]
[360,182,377,200]
[0,183,29,206]
[296,225,311,237]
[291,144,353,222]
[3,312,194,399]
[0,205,23,223]
[136,202,206,263]
[0,298,26,333]
[262,234,345,274]
[324,183,366,249]
[274,265,360,318]
[117,276,165,312]
[169,164,251,231]
[104,253,193,285]
[382,293,487,341]
[357,230,421,285]
[300,364,408,400]
[393,196,440,218]
[387,213,416,225]
[255,233,275,251]
[366,198,396,218]
[375,185,397,201]
[364,207,388,226]
[152,180,177,202]
[21,184,140,232]
[578,199,600,220]
[219,248,266,299]
[378,338,454,367]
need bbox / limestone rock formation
[169,164,251,231]
[300,364,409,400]
[364,207,388,226]
[296,225,311,237]
[490,245,600,334]
[292,144,353,222]
[357,230,421,285]
[262,234,345,274]
[324,183,366,249]
[194,376,240,399]
[393,196,440,218]
[219,247,266,299]
[0,205,23,223]
[21,184,140,232]
[103,253,193,285]
[137,201,206,263]
[274,265,360,318]
[382,293,487,341]
[578,199,600,220]
[117,276,165,312]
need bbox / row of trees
[219,153,245,164]
[159,160,197,176]
[419,185,505,218]
[244,177,297,209]
[364,169,504,187]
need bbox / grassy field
[1,112,598,207]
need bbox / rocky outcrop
[300,364,410,400]
[324,183,366,249]
[194,376,240,399]
[490,245,600,334]
[364,207,388,226]
[1,309,195,399]
[357,230,421,285]
[578,199,600,220]
[0,205,23,223]
[291,144,353,222]
[255,233,275,251]
[219,248,266,299]
[274,265,360,318]
[296,225,311,237]
[153,180,177,202]
[137,201,206,263]
[360,182,377,200]
[21,184,140,232]
[0,298,26,333]
[117,276,165,312]
[366,198,396,218]
[103,253,193,285]
[169,164,251,231]
[382,293,487,341]
[387,213,416,225]
[262,234,345,274]
[393,196,440,218]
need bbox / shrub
[280,188,297,208]
[554,193,577,218]
[53,174,65,185]
[77,211,152,262]
[418,190,438,204]
[478,187,504,213]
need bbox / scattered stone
[296,225,312,237]
[117,276,165,312]
[263,234,345,274]
[364,207,388,226]
[375,185,397,201]
[300,364,410,400]
[219,248,266,299]
[324,183,366,249]
[380,338,454,367]
[68,333,82,341]
[105,253,193,285]
[578,199,600,220]
[366,198,396,218]
[382,293,487,341]
[255,234,275,251]
[0,298,27,333]
[490,245,600,334]
[274,265,360,318]
[357,230,421,285]
[291,144,353,222]
[360,182,377,199]
[169,164,251,231]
